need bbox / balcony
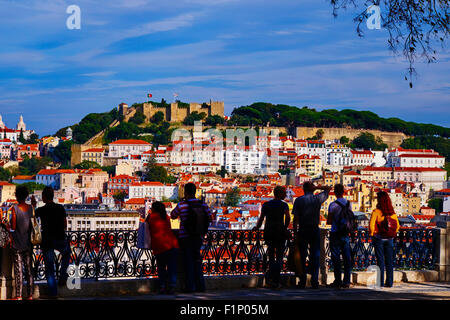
[0,221,449,300]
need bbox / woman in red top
[148,201,179,294]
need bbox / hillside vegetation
[229,103,449,138]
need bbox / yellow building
[322,171,341,187]
[81,148,105,166]
[296,154,322,176]
[0,181,16,204]
[403,194,421,215]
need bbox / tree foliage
[74,160,101,169]
[68,108,120,144]
[144,156,176,183]
[183,111,207,125]
[351,132,388,151]
[401,135,450,160]
[205,115,225,126]
[19,156,52,175]
[329,0,449,86]
[224,187,241,207]
[129,111,146,125]
[0,167,11,181]
[230,102,449,137]
[52,140,73,167]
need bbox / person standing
[292,181,331,289]
[369,191,400,288]
[253,186,290,289]
[148,201,179,294]
[8,185,34,300]
[171,183,212,293]
[326,184,352,288]
[32,186,71,298]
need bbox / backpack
[378,214,398,238]
[185,200,210,236]
[334,200,357,235]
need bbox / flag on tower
[173,93,179,98]
[147,93,152,98]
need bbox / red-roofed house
[342,170,360,186]
[0,139,12,159]
[389,153,445,168]
[296,154,322,176]
[108,174,140,196]
[15,144,40,161]
[81,147,105,166]
[361,166,393,183]
[124,198,146,210]
[387,147,441,167]
[128,181,178,201]
[393,167,447,191]
[204,188,227,206]
[108,139,152,158]
[350,150,374,166]
[12,175,36,184]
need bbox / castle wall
[295,127,408,148]
[210,101,225,117]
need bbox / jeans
[42,239,71,296]
[266,239,285,285]
[298,227,320,287]
[12,249,34,298]
[329,232,352,285]
[155,248,178,290]
[179,236,205,292]
[373,237,394,287]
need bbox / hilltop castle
[118,100,225,123]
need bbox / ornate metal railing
[31,228,436,281]
[324,228,436,271]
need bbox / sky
[0,0,448,136]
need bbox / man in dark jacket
[292,181,331,289]
[32,187,71,298]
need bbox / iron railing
[31,228,436,281]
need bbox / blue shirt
[328,198,349,233]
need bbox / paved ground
[61,282,450,300]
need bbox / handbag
[137,209,152,249]
[0,223,11,248]
[30,206,42,245]
[287,236,303,276]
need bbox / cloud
[81,71,117,77]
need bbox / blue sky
[0,0,448,136]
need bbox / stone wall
[296,127,409,148]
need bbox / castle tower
[16,115,26,131]
[118,103,129,117]
[0,114,4,129]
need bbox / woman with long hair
[148,201,179,294]
[369,191,400,288]
[8,185,34,300]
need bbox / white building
[390,154,445,168]
[0,139,12,159]
[223,145,268,174]
[386,147,442,167]
[351,150,374,166]
[108,139,152,158]
[393,167,447,192]
[67,211,139,231]
[128,182,178,201]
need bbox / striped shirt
[170,198,212,238]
